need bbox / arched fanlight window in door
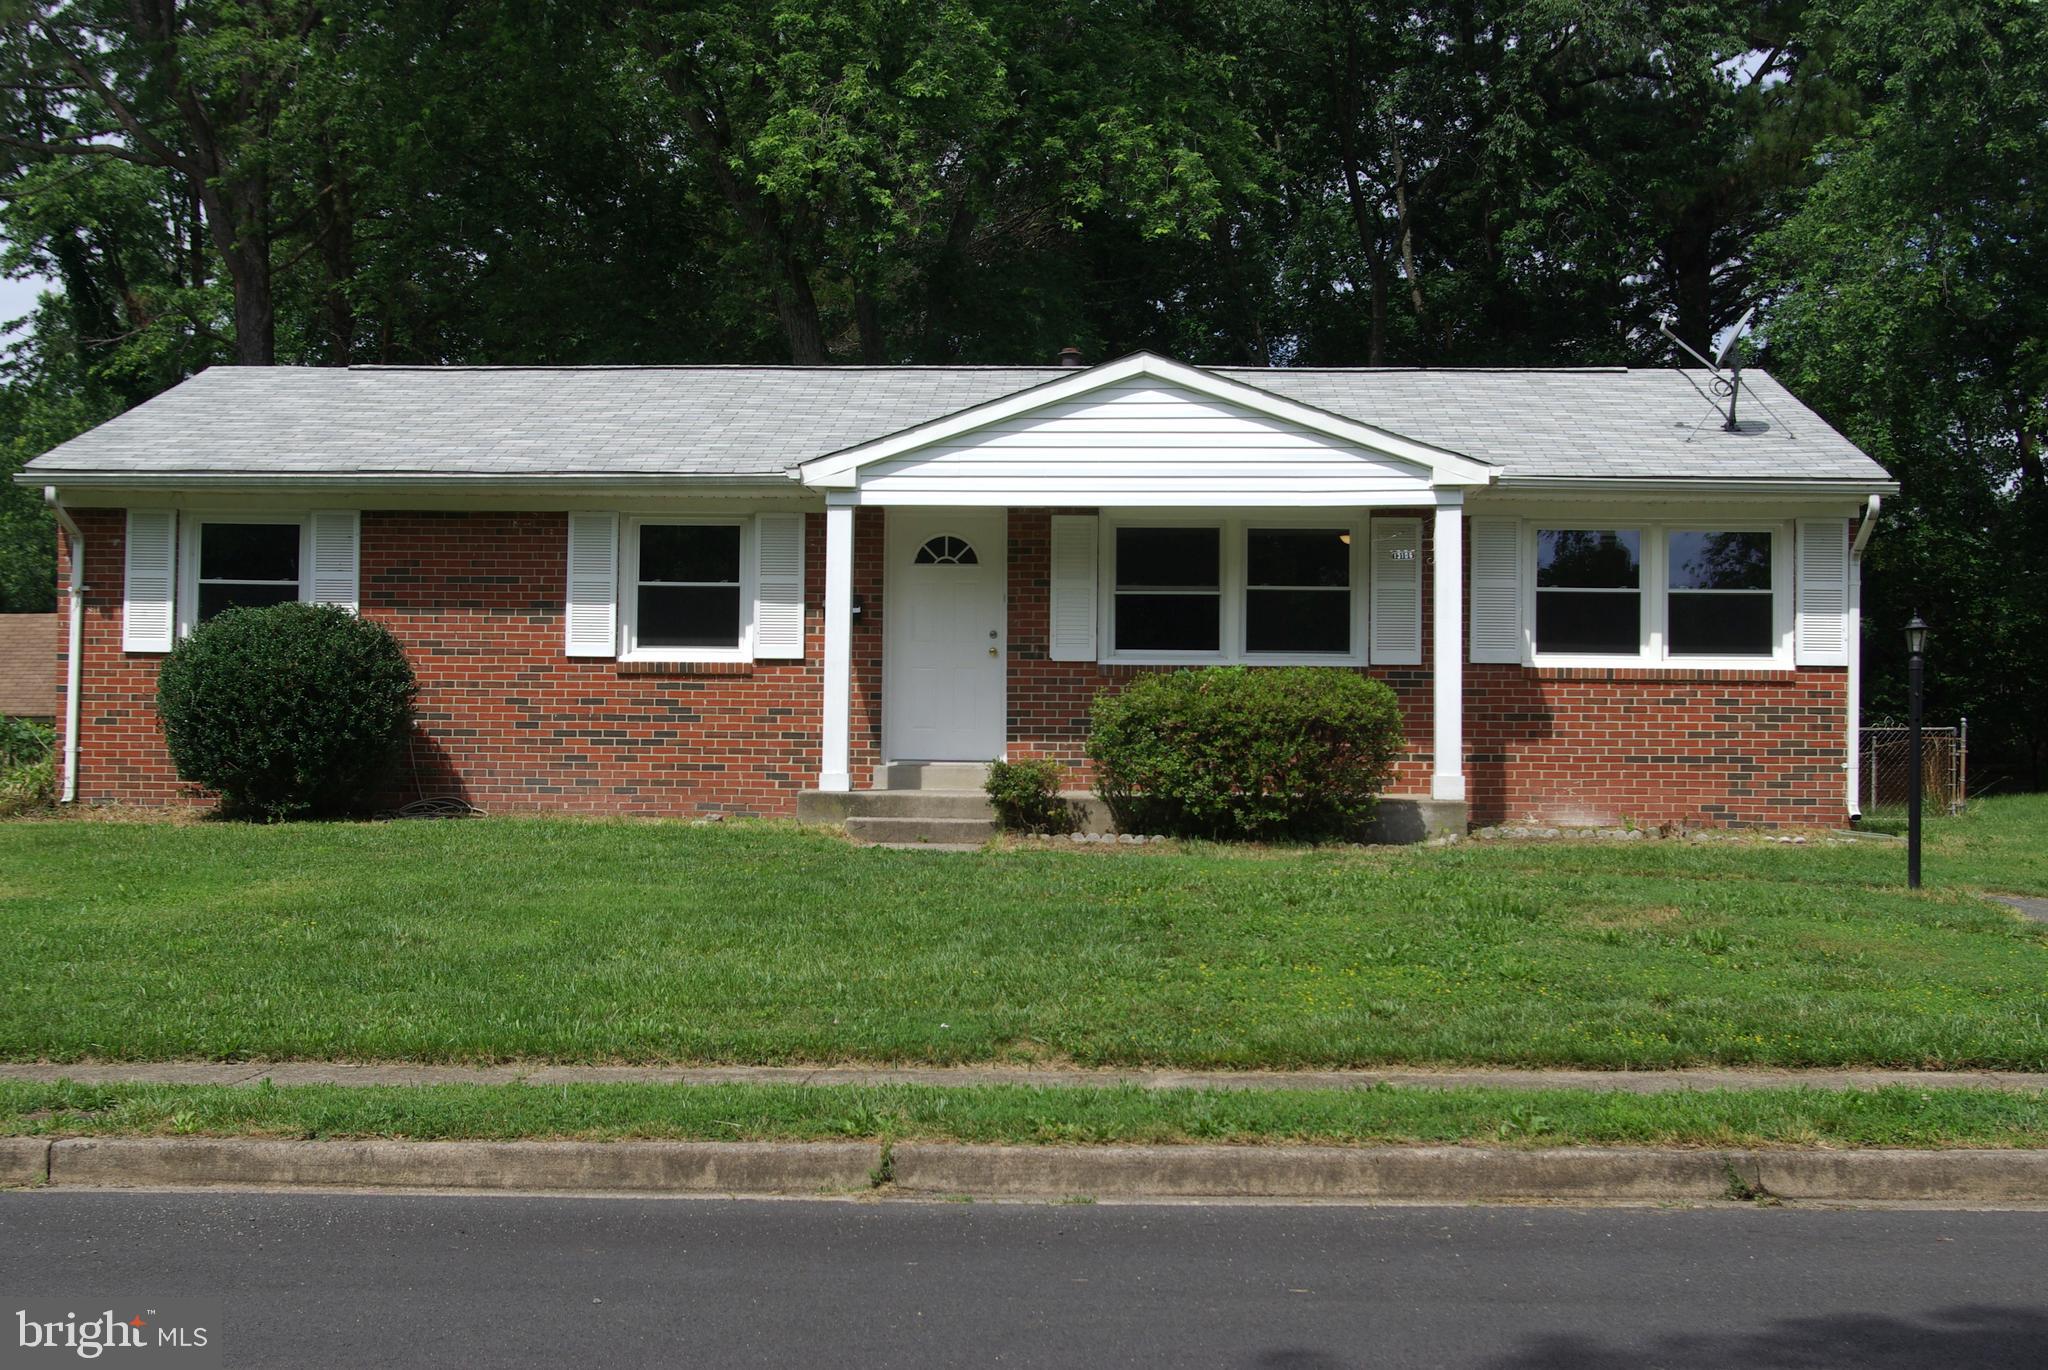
[913,535,979,566]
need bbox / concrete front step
[796,788,994,823]
[873,761,991,790]
[843,816,998,846]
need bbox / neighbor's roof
[20,358,1892,488]
[0,614,56,719]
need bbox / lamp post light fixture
[1905,612,1929,890]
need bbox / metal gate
[1858,720,1968,815]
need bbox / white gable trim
[797,353,1496,491]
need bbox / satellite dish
[1713,306,1757,370]
[1658,304,1759,434]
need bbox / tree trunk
[775,268,829,364]
[198,178,275,366]
[1332,2,1388,364]
[1388,128,1426,330]
[1661,209,1717,359]
[315,158,355,365]
[854,290,885,363]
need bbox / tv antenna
[1660,305,1755,432]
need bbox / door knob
[988,645,998,657]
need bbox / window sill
[1530,654,1792,673]
[1096,654,1367,669]
[616,660,756,677]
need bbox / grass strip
[2,1080,2043,1150]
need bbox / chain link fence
[1859,720,1968,816]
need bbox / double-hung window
[1534,529,1641,655]
[1521,521,1791,665]
[1112,525,1222,654]
[1245,527,1352,655]
[1103,518,1363,662]
[192,519,304,623]
[1666,530,1774,656]
[626,520,747,657]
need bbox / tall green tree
[1759,0,2048,785]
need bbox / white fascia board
[1495,475,1899,497]
[30,479,818,514]
[797,352,1497,489]
[18,471,796,491]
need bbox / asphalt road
[2,1192,2044,1368]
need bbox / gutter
[1846,495,1881,818]
[13,471,797,492]
[42,488,84,804]
[1493,475,1899,498]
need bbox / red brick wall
[1464,664,1848,829]
[55,508,886,817]
[54,511,190,804]
[55,504,1849,827]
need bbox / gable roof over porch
[796,353,1492,505]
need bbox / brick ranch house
[20,351,1896,834]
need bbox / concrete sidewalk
[2,1061,2044,1093]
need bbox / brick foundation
[54,505,1850,827]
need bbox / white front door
[884,510,1006,761]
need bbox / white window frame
[1524,519,1793,669]
[619,515,755,662]
[1098,513,1367,666]
[176,513,310,638]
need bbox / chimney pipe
[1056,346,1085,368]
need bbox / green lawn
[3,1079,2042,1151]
[0,795,2042,1070]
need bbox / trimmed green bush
[1087,667,1405,840]
[156,603,418,819]
[985,757,1075,834]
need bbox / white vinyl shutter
[122,509,177,652]
[564,512,619,657]
[1369,516,1421,665]
[1796,517,1850,666]
[1468,517,1522,663]
[1049,515,1098,661]
[308,510,360,611]
[753,512,806,659]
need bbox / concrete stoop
[7,1137,2046,1205]
[796,781,1466,848]
[795,789,999,847]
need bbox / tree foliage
[0,0,2041,778]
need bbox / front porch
[793,356,1487,840]
[797,499,1473,844]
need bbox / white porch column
[1431,493,1466,803]
[820,499,855,792]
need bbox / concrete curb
[4,1137,2045,1204]
[0,1136,48,1186]
[888,1144,1739,1201]
[45,1138,876,1195]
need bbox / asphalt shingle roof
[22,360,1891,486]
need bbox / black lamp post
[1905,612,1929,889]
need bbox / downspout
[43,488,84,804]
[1846,495,1880,820]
